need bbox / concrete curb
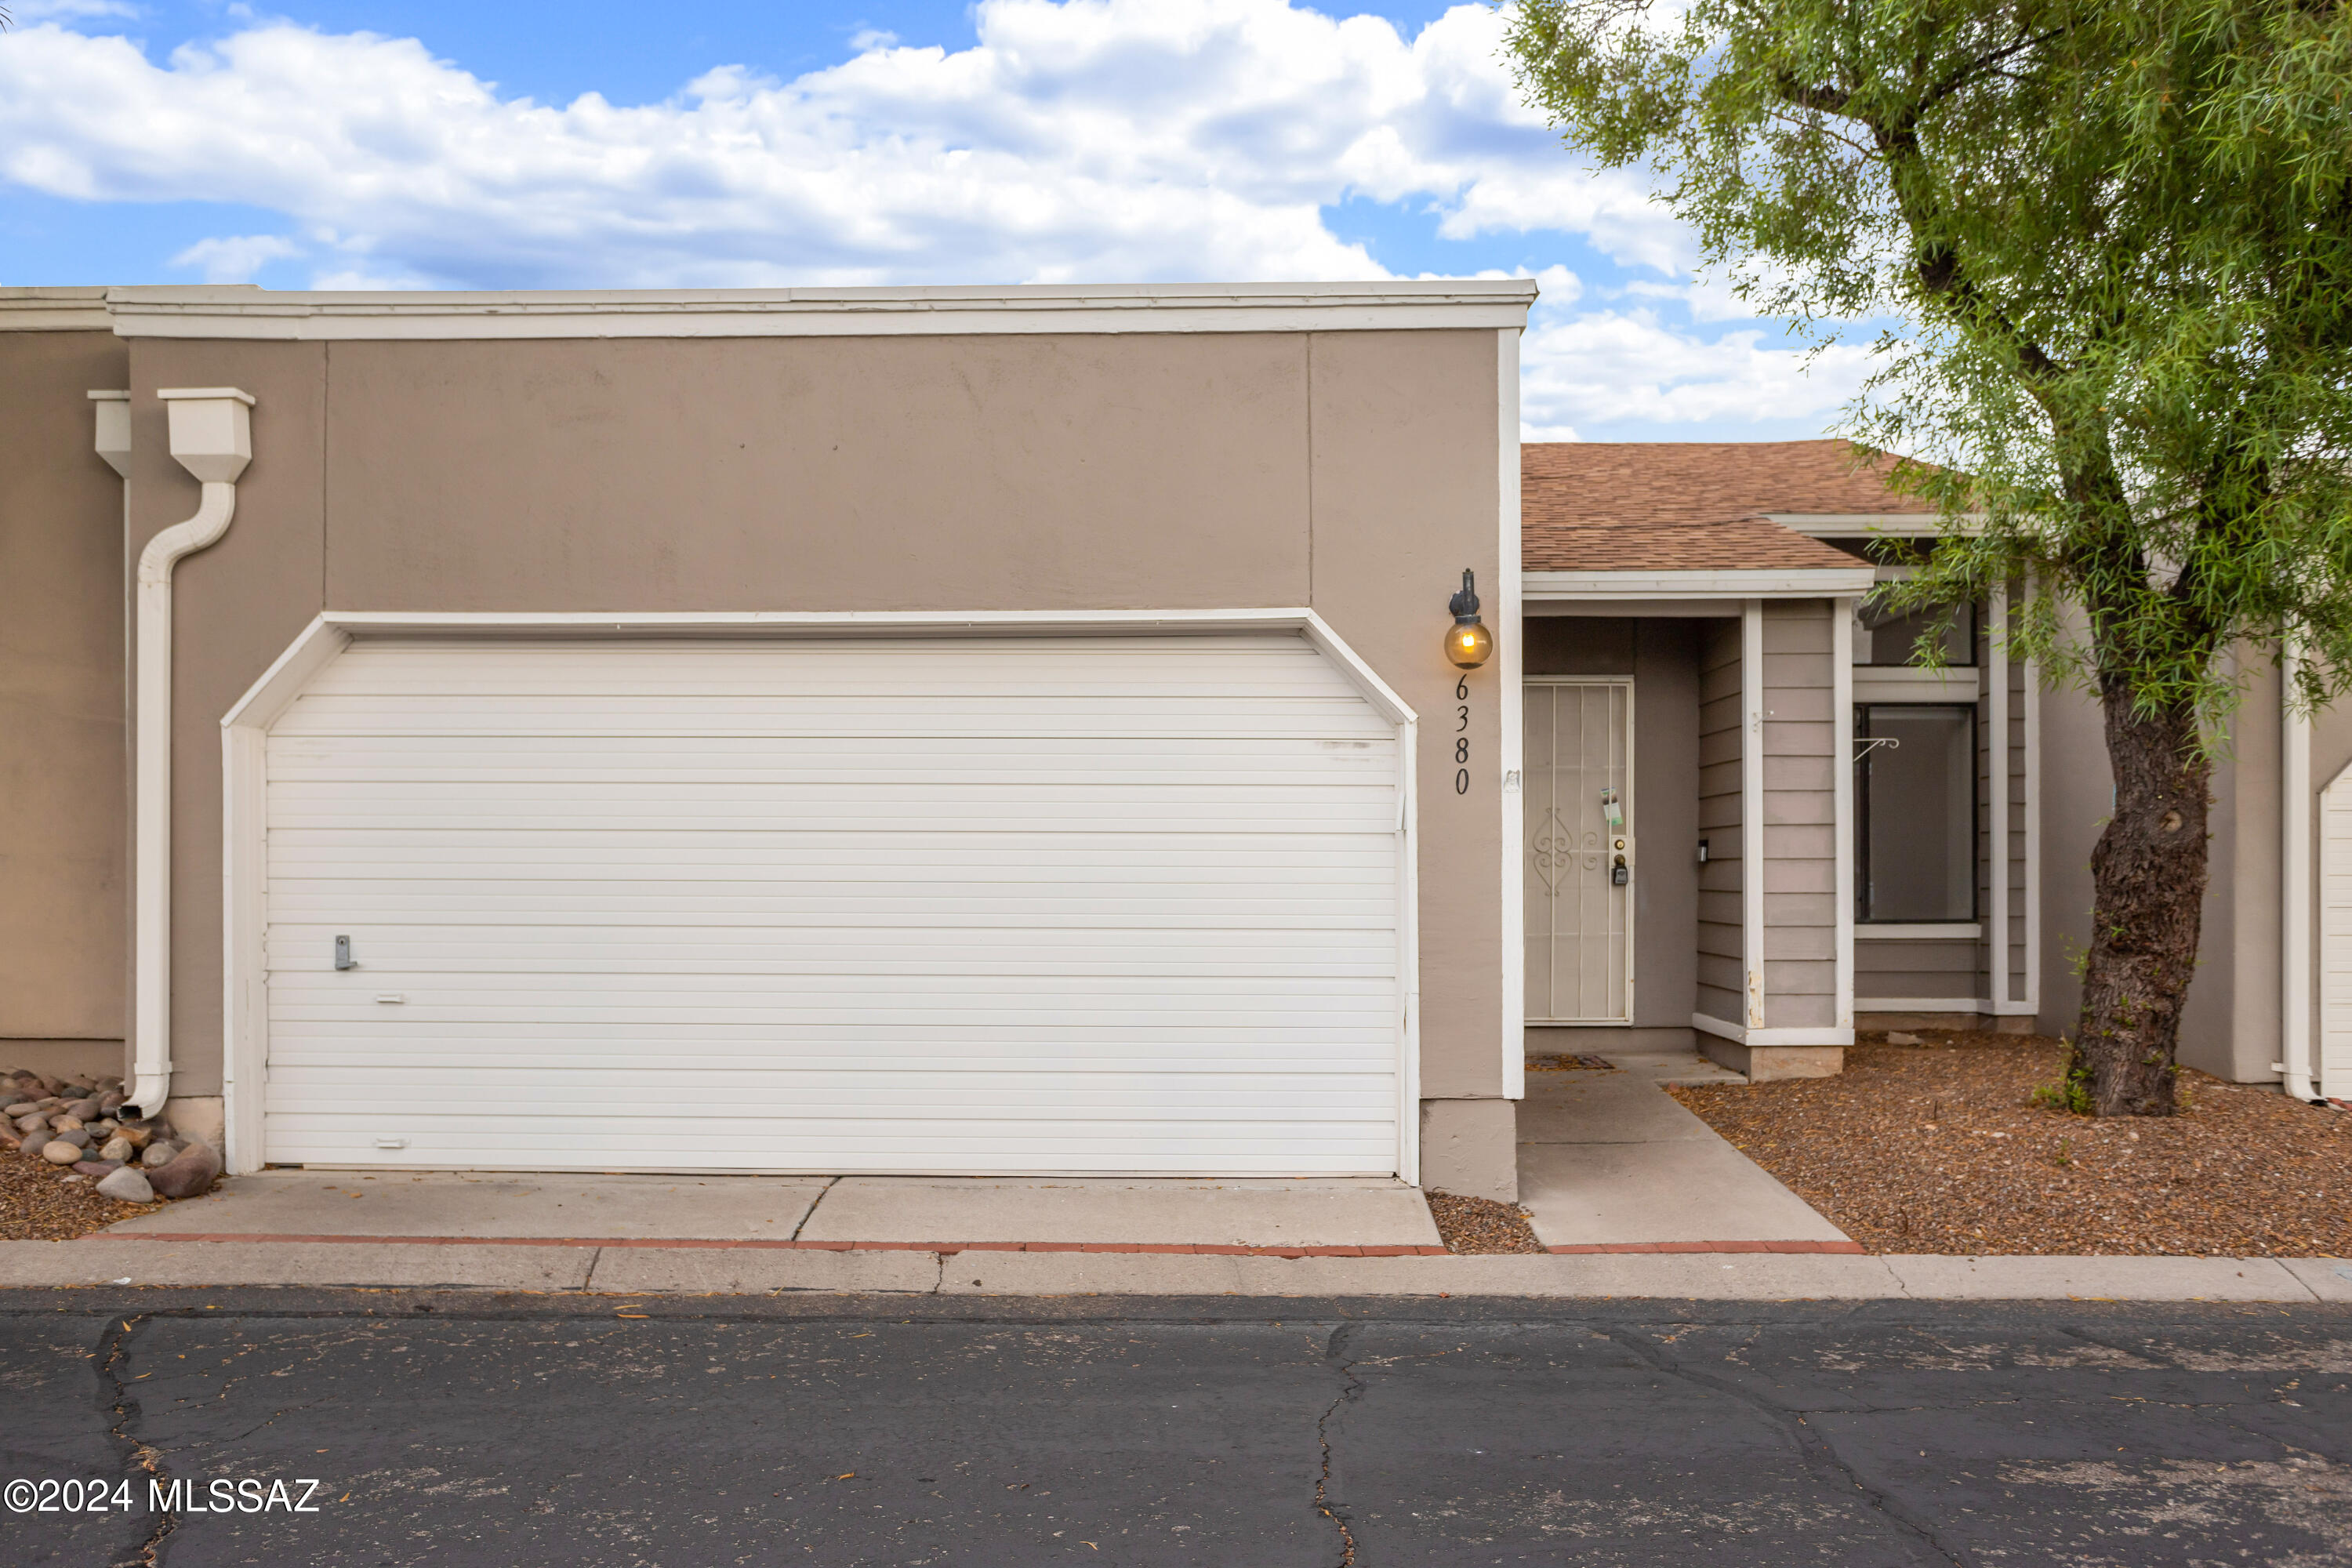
[0,1239,2341,1300]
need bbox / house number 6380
[1454,675,1470,795]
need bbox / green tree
[1506,0,2352,1114]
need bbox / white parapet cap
[1,287,117,332]
[99,280,1541,340]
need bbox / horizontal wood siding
[1762,603,1837,1029]
[1697,620,1744,1023]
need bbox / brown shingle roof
[1522,440,1915,573]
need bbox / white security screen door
[260,633,1405,1174]
[1523,679,1635,1023]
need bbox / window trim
[1855,701,1980,927]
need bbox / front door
[1524,679,1635,1022]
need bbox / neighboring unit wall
[1760,601,1838,1030]
[2037,634,2281,1081]
[1696,620,1745,1025]
[0,314,129,1079]
[1521,615,1701,1047]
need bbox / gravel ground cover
[1425,1189,1544,1254]
[1670,1031,2352,1256]
[0,1142,164,1239]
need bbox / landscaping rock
[98,1092,125,1113]
[41,1141,82,1166]
[14,1115,46,1135]
[99,1138,132,1163]
[65,1098,101,1121]
[21,1138,53,1161]
[72,1160,121,1178]
[96,1167,154,1203]
[49,1116,82,1134]
[148,1140,221,1200]
[141,1142,177,1168]
[114,1124,151,1149]
[53,1128,91,1150]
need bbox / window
[1856,599,1974,666]
[1856,704,1976,923]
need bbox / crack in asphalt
[96,1313,176,1568]
[1315,1322,1362,1566]
[1601,1326,1969,1566]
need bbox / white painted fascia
[1766,513,1984,537]
[107,281,1537,340]
[1692,1014,1856,1048]
[1523,568,1875,601]
[220,606,1425,1181]
[129,387,256,1124]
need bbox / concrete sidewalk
[2,1237,2346,1300]
[1515,1062,1855,1250]
[102,1169,1446,1250]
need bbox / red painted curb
[100,1232,1857,1257]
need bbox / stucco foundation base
[1418,1098,1518,1203]
[1697,1040,1845,1081]
[1858,1012,2038,1035]
[0,1039,125,1084]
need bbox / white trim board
[221,608,1422,1182]
[1693,1014,1856,1048]
[1497,327,1526,1102]
[1858,924,1984,941]
[111,281,1537,340]
[1525,568,1875,601]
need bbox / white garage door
[261,633,1406,1174]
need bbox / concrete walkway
[1515,1060,1855,1250]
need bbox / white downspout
[124,388,256,1123]
[2282,637,2316,1102]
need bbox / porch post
[1833,597,1854,1032]
[1988,582,2010,1012]
[1741,598,1766,1029]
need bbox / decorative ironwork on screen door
[1523,680,1635,1022]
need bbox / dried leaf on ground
[1427,1189,1544,1254]
[0,1149,166,1240]
[1670,1033,2352,1256]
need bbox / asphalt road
[2,1290,2347,1566]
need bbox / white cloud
[169,231,299,283]
[0,0,1867,435]
[1519,304,1872,436]
[0,1,1679,288]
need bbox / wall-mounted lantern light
[1444,568,1494,670]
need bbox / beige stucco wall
[123,326,1512,1153]
[2038,640,2286,1082]
[0,327,130,1058]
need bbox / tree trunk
[2070,673,2211,1115]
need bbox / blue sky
[0,0,1877,441]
